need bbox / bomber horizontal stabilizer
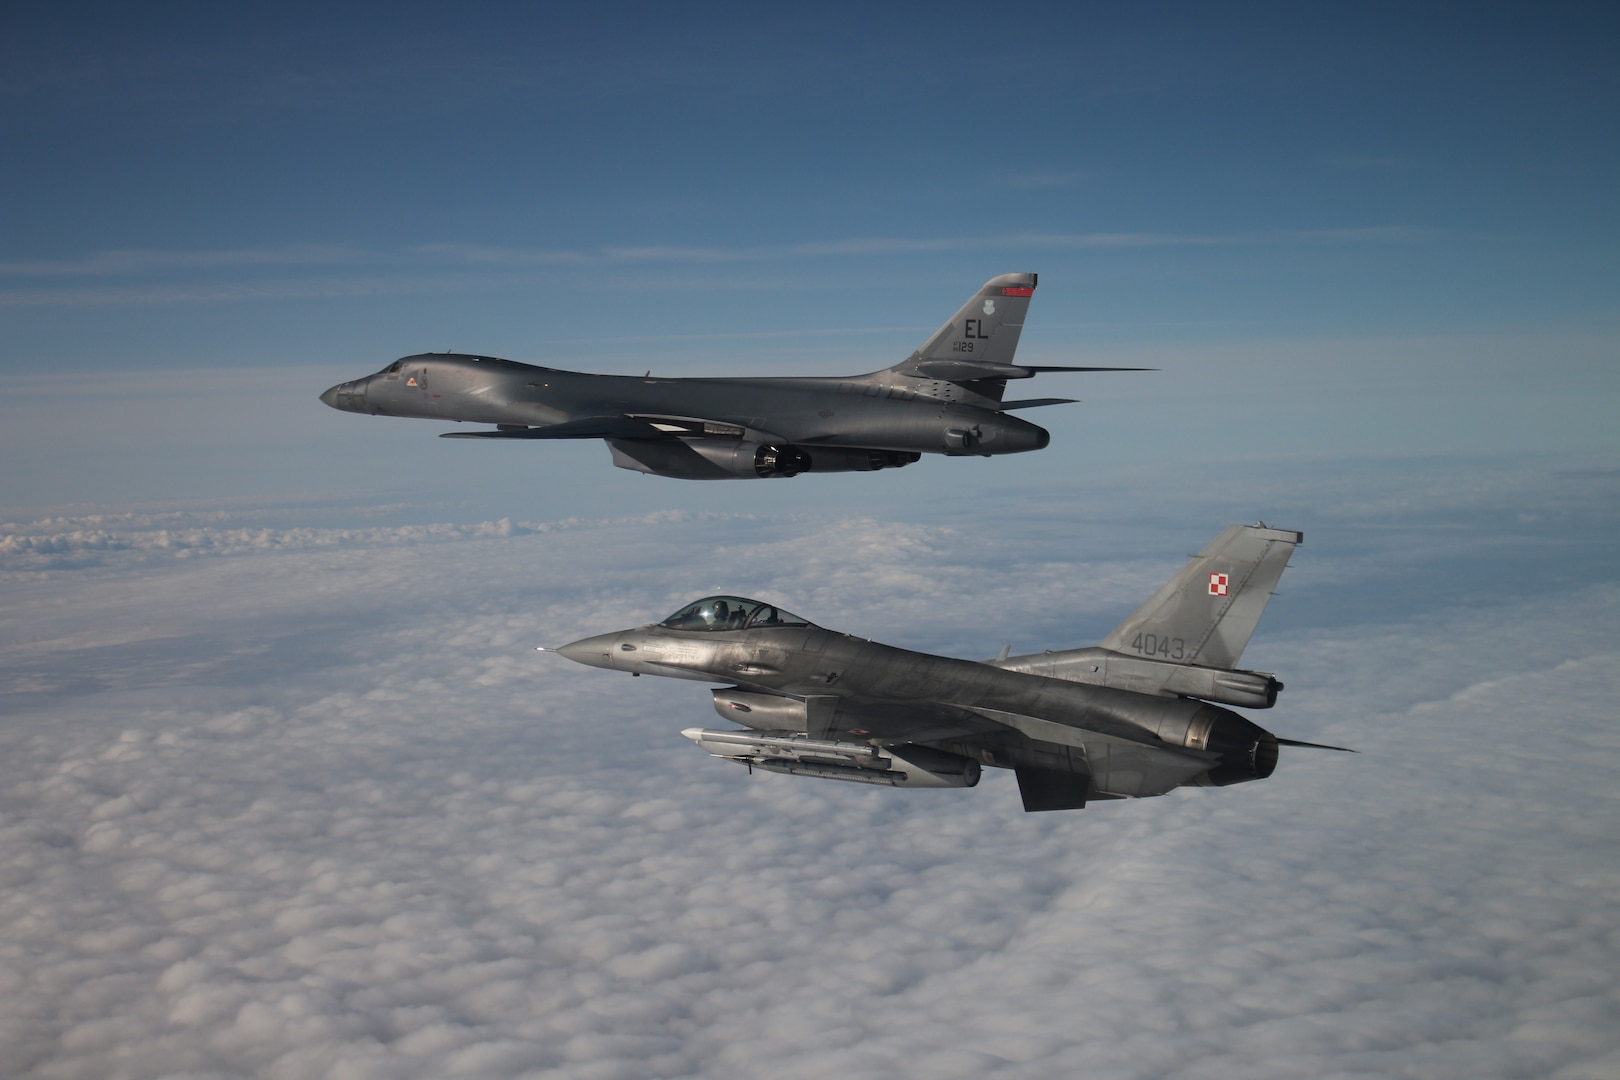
[1020,365,1157,373]
[907,360,1155,382]
[999,398,1079,410]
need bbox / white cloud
[1,501,1617,1078]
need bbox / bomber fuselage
[321,352,1051,457]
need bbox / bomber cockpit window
[383,360,403,375]
[659,595,810,631]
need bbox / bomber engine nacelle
[608,438,920,480]
[712,441,811,478]
[693,441,920,479]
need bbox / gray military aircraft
[319,273,1145,479]
[550,524,1350,812]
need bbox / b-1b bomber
[550,524,1350,812]
[319,273,1144,480]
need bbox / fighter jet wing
[439,416,666,440]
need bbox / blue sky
[2,2,1616,513]
[4,2,1615,361]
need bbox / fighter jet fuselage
[558,615,1277,790]
[320,274,1146,479]
[553,526,1351,811]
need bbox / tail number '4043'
[1130,633,1186,660]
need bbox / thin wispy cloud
[0,228,1434,308]
[0,244,363,277]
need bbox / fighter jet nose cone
[555,636,612,667]
[319,384,342,408]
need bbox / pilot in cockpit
[659,596,810,632]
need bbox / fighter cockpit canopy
[659,596,811,632]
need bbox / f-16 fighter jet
[320,273,1144,480]
[550,524,1349,812]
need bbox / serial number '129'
[1130,633,1186,660]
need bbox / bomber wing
[440,416,665,440]
[442,413,783,443]
[999,397,1079,410]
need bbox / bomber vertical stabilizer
[903,271,1039,370]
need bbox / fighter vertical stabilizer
[1100,524,1302,669]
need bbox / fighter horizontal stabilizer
[972,706,1216,798]
[440,416,662,440]
[1017,767,1090,812]
[1275,736,1356,753]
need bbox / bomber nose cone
[319,384,342,408]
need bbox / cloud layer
[2,505,1617,1078]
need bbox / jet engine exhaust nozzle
[1183,708,1280,787]
[754,444,810,478]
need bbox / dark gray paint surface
[554,525,1349,812]
[319,273,1147,479]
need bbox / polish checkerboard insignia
[1208,572,1229,596]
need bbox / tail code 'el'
[892,272,1038,374]
[1099,524,1302,670]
